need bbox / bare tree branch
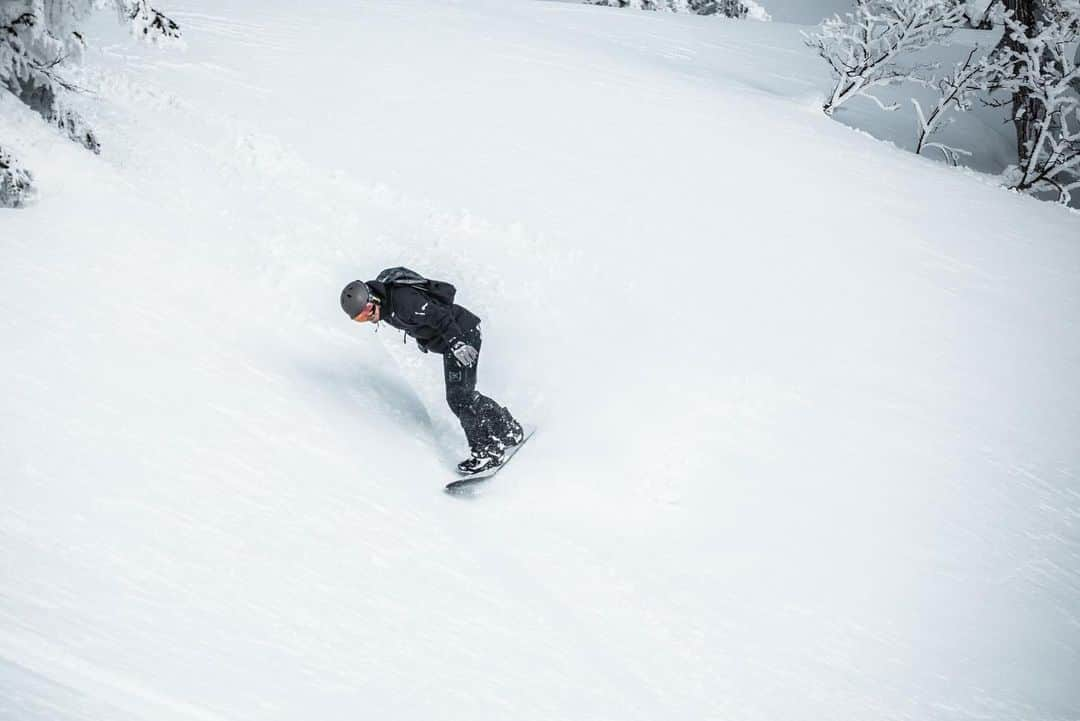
[804,0,965,115]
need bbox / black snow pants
[443,325,513,452]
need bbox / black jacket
[367,280,480,355]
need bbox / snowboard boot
[498,416,524,447]
[456,444,505,475]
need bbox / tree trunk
[1000,0,1055,165]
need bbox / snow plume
[804,0,965,115]
[584,0,771,20]
[0,142,34,207]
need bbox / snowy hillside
[3,2,1080,720]
[759,0,854,23]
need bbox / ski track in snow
[3,1,1080,720]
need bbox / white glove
[450,340,478,368]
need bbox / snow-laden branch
[1,9,98,151]
[911,45,988,164]
[804,0,966,115]
[114,0,183,45]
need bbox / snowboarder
[341,268,523,474]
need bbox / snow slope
[3,2,1079,720]
[755,0,853,24]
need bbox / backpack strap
[376,267,457,306]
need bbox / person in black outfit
[340,270,522,474]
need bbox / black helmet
[341,280,373,318]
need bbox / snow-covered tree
[991,1,1077,159]
[0,142,34,207]
[1,8,95,151]
[685,0,770,19]
[583,0,770,20]
[986,0,1080,202]
[0,0,179,155]
[120,0,182,43]
[805,0,967,115]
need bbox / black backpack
[376,267,457,306]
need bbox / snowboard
[445,425,535,494]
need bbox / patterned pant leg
[443,326,512,450]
